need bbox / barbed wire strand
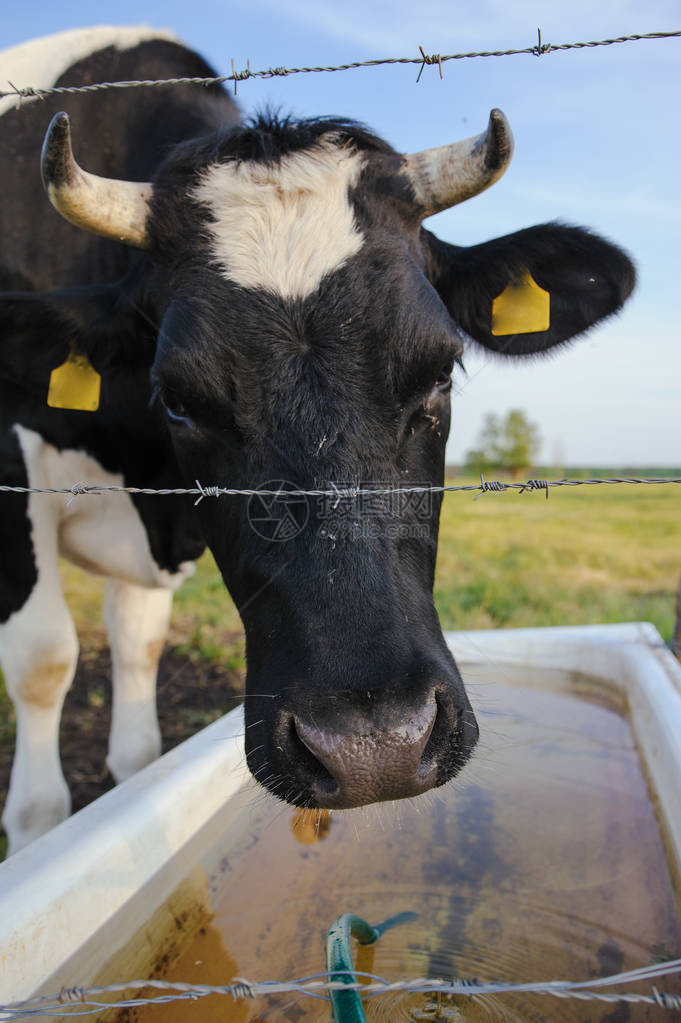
[1,29,679,102]
[0,477,679,506]
[3,957,681,1019]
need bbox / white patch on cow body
[14,425,193,590]
[0,25,180,118]
[193,142,366,300]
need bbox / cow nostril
[419,698,460,777]
[289,718,338,797]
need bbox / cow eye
[435,361,454,391]
[160,389,193,426]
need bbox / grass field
[56,475,681,659]
[435,479,680,638]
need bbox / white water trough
[1,621,680,1016]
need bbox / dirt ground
[0,645,245,845]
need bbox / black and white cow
[0,27,634,855]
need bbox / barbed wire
[1,29,679,102]
[0,476,679,507]
[3,957,681,1019]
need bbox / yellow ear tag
[47,344,101,411]
[491,272,550,336]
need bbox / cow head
[34,109,634,808]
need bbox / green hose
[326,912,417,1023]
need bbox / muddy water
[124,668,681,1022]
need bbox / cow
[0,27,635,856]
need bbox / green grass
[434,480,680,640]
[56,476,680,650]
[171,557,245,669]
[7,477,681,663]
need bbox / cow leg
[103,580,173,782]
[0,539,78,856]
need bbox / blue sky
[3,1,680,465]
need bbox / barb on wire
[534,26,553,56]
[0,477,679,502]
[1,30,679,102]
[416,45,444,83]
[3,957,681,1019]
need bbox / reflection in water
[149,668,681,1022]
[291,808,332,844]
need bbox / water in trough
[110,666,681,1022]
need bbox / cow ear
[0,279,156,396]
[424,223,635,356]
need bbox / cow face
[35,111,635,809]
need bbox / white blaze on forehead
[0,26,180,118]
[192,142,366,300]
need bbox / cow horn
[41,112,152,249]
[403,108,513,218]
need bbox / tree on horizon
[465,409,542,479]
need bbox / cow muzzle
[260,684,476,809]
